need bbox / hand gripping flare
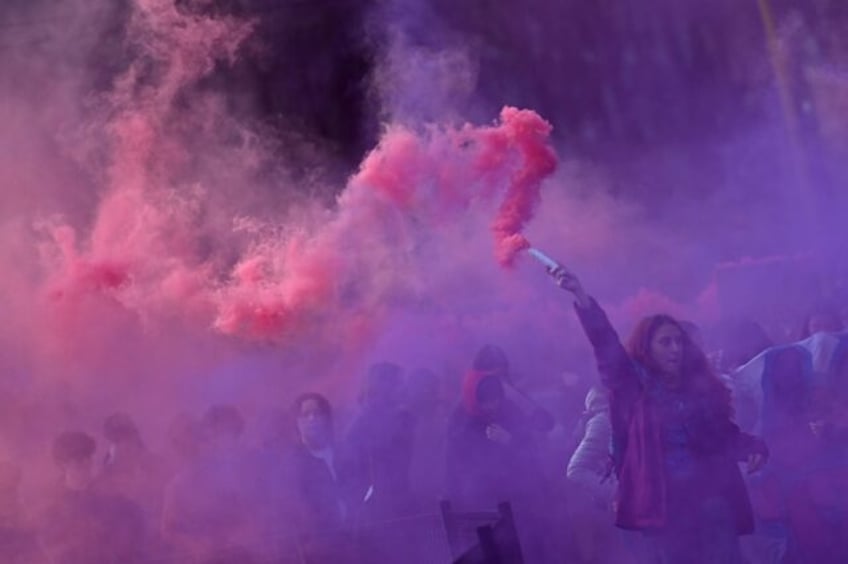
[526,247,560,271]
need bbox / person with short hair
[345,363,415,522]
[161,405,264,562]
[99,412,166,522]
[39,431,149,564]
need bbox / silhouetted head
[202,404,245,449]
[406,368,441,414]
[463,371,505,420]
[52,431,96,491]
[103,412,143,448]
[361,362,404,410]
[717,318,773,371]
[472,344,510,383]
[293,393,333,450]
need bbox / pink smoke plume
[37,1,561,348]
[194,107,559,342]
[485,108,558,268]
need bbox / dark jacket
[39,486,148,564]
[576,299,766,532]
[290,443,357,533]
[445,371,544,509]
[345,406,414,521]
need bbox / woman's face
[297,399,331,449]
[650,322,684,377]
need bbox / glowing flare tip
[527,247,560,270]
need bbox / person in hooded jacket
[446,366,550,562]
[551,264,769,564]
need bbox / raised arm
[548,266,640,393]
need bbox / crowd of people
[1,265,847,564]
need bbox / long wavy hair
[627,314,733,421]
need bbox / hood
[461,370,504,417]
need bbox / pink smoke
[484,108,558,268]
[36,0,560,348]
[210,107,559,341]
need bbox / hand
[747,452,766,474]
[547,265,590,307]
[486,424,512,445]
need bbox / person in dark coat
[0,461,47,564]
[345,362,415,523]
[290,393,356,532]
[406,368,450,511]
[286,393,358,562]
[472,344,556,434]
[39,431,149,564]
[161,405,265,562]
[445,370,542,510]
[551,265,768,564]
[446,368,550,562]
[769,336,848,564]
[98,412,167,522]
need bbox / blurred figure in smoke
[757,342,848,564]
[0,461,47,563]
[714,319,775,435]
[715,319,773,375]
[99,412,166,521]
[726,343,807,564]
[552,266,769,564]
[799,304,844,339]
[292,394,353,529]
[161,405,265,563]
[165,413,205,475]
[345,362,414,522]
[472,344,556,434]
[446,367,551,562]
[406,368,450,510]
[39,431,148,564]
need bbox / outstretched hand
[547,265,591,307]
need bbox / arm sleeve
[574,298,641,395]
